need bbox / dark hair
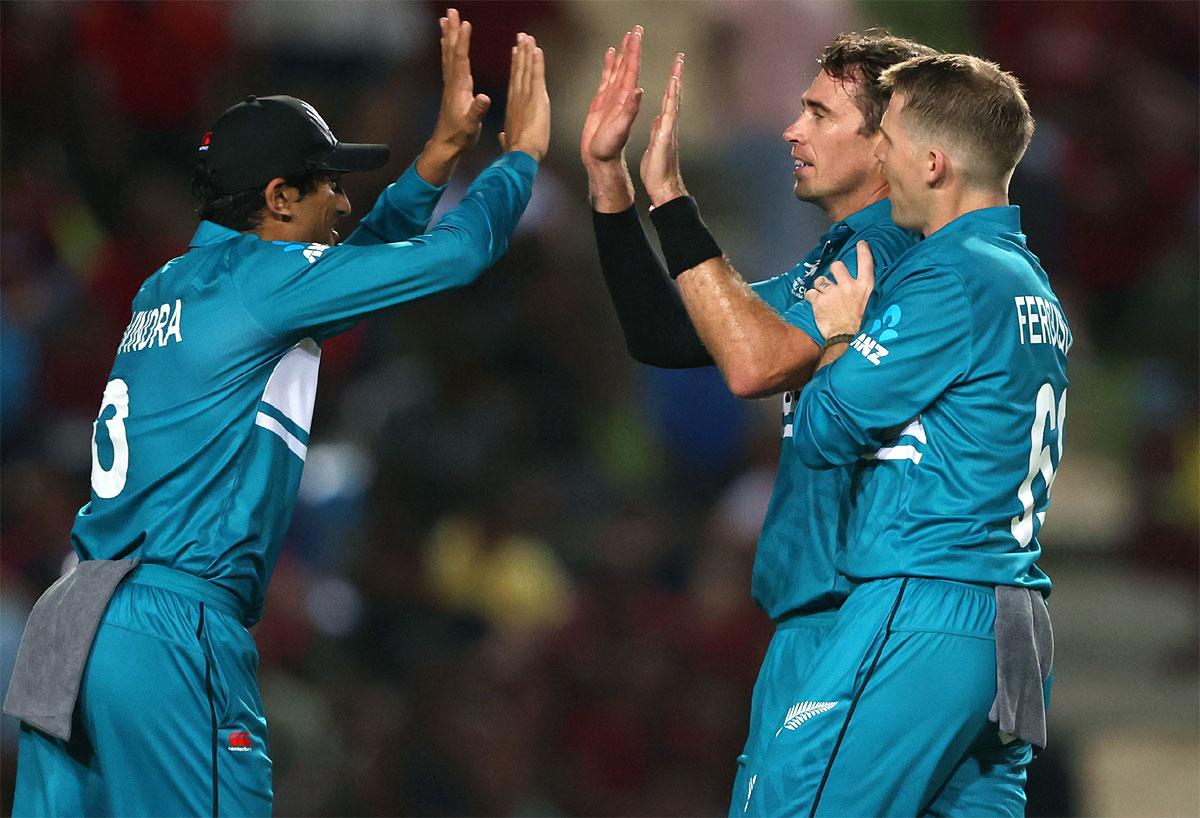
[818,30,937,134]
[879,53,1035,183]
[190,162,325,232]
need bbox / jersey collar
[189,220,246,248]
[928,205,1023,241]
[838,197,894,235]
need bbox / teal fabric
[18,152,536,816]
[729,612,836,817]
[793,206,1069,591]
[742,578,1043,817]
[13,576,270,817]
[747,199,921,621]
[69,152,537,627]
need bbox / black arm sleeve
[592,207,714,368]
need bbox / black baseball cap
[198,95,390,195]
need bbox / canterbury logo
[774,700,838,736]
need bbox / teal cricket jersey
[747,199,921,619]
[792,206,1069,591]
[70,151,538,624]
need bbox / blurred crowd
[1,2,1196,816]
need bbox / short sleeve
[791,266,973,468]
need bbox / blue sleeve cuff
[498,150,540,179]
[401,160,449,195]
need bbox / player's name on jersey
[1014,294,1071,354]
[116,299,183,355]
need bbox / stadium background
[1,1,1196,815]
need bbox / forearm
[345,161,448,246]
[592,207,711,367]
[586,158,635,213]
[676,258,818,397]
[415,139,468,187]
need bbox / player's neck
[823,180,889,224]
[922,185,1009,237]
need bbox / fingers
[662,53,683,129]
[532,39,545,93]
[600,46,616,91]
[827,261,850,287]
[621,26,643,91]
[855,241,875,289]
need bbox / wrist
[416,139,466,186]
[648,195,722,279]
[821,333,856,350]
[586,160,635,213]
[507,144,545,162]
[647,183,688,209]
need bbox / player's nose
[782,117,805,144]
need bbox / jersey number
[90,378,130,499]
[1011,382,1066,549]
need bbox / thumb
[470,94,491,121]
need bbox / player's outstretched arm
[642,56,820,398]
[584,27,710,367]
[500,33,550,162]
[581,27,644,212]
[346,8,490,246]
[416,8,492,186]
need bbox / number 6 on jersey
[91,378,130,499]
[1012,382,1066,549]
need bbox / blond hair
[879,54,1035,184]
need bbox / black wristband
[648,196,722,279]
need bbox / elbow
[725,360,786,399]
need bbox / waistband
[125,563,245,625]
[774,608,839,630]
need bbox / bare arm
[641,56,818,398]
[415,9,492,186]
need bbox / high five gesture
[501,33,551,162]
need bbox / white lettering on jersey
[850,332,889,365]
[1014,295,1071,354]
[117,300,183,354]
[255,338,321,460]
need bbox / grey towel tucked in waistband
[988,585,1053,750]
[3,559,139,741]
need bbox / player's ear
[926,147,948,187]
[263,177,294,222]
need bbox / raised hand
[417,9,491,185]
[500,33,550,162]
[804,241,876,340]
[580,26,644,168]
[640,54,688,208]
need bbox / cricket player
[762,54,1067,815]
[579,27,961,816]
[5,11,550,816]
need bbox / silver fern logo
[774,700,838,737]
[743,774,757,813]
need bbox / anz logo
[851,304,901,365]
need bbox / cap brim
[315,142,390,173]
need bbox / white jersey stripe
[254,412,308,460]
